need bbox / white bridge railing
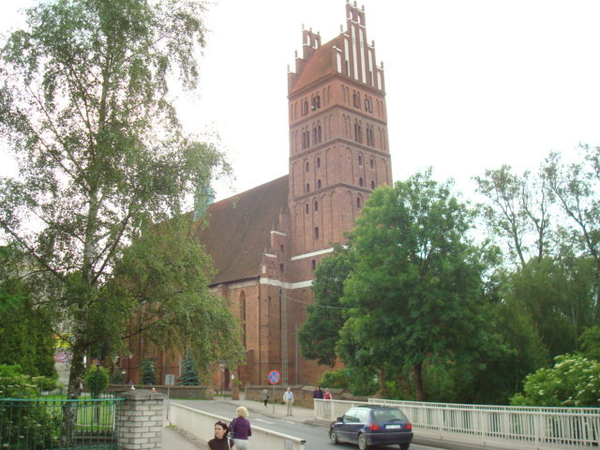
[170,402,306,450]
[314,398,600,449]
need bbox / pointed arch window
[359,177,364,187]
[370,158,374,169]
[314,227,319,240]
[306,183,310,193]
[317,179,322,189]
[305,161,309,172]
[358,155,363,166]
[353,91,361,109]
[354,122,362,144]
[357,197,362,208]
[371,180,375,189]
[301,99,309,116]
[305,203,309,213]
[316,157,321,168]
[366,126,374,147]
[314,200,319,211]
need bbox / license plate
[386,425,401,429]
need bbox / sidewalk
[161,392,321,448]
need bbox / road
[176,399,450,450]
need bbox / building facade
[122,1,392,389]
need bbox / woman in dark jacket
[230,406,252,449]
[208,420,236,450]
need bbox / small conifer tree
[178,357,200,385]
[141,359,156,385]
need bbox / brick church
[122,1,393,388]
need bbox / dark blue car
[329,405,413,450]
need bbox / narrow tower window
[314,227,319,239]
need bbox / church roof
[194,175,289,285]
[290,36,342,94]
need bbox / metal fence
[314,398,599,449]
[370,398,600,448]
[0,395,125,450]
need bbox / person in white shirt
[283,387,294,416]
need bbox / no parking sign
[268,370,280,385]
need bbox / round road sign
[268,370,280,385]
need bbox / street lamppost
[219,364,225,395]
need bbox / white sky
[2,0,600,201]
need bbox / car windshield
[373,409,408,422]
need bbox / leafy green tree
[0,0,235,401]
[508,256,597,357]
[465,291,549,404]
[318,369,349,390]
[475,165,552,267]
[511,354,600,407]
[340,171,501,400]
[543,146,600,274]
[579,325,600,361]
[0,264,57,379]
[298,245,354,367]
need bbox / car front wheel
[329,429,339,444]
[399,444,410,450]
[358,434,369,450]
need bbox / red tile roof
[290,36,342,94]
[193,176,289,285]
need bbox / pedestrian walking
[260,388,270,407]
[209,420,236,450]
[313,385,324,399]
[229,406,252,450]
[283,387,294,416]
[324,388,333,418]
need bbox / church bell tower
[287,1,393,281]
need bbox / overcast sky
[2,0,600,201]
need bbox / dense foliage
[83,365,109,397]
[338,171,501,400]
[0,365,60,449]
[0,0,241,402]
[301,147,600,404]
[297,245,353,367]
[510,354,600,407]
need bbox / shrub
[0,364,60,449]
[510,354,600,407]
[83,366,109,397]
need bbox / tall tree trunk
[413,362,425,401]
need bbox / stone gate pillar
[116,389,165,449]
